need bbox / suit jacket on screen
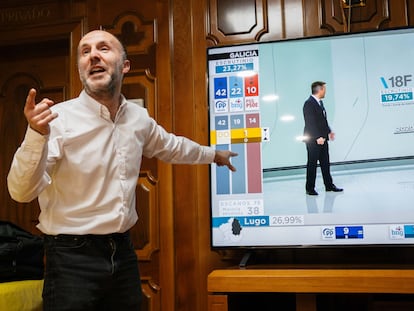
[303,95,331,142]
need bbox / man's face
[319,85,326,98]
[77,30,130,97]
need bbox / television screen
[208,27,414,248]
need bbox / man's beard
[82,73,117,98]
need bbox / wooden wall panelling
[302,0,331,36]
[171,0,200,308]
[208,0,269,44]
[207,0,306,45]
[0,1,85,97]
[0,74,64,233]
[171,0,227,309]
[135,170,160,304]
[259,0,284,41]
[303,0,413,36]
[282,0,305,39]
[385,0,412,29]
[153,1,176,310]
[192,2,211,308]
[0,1,86,235]
[0,1,71,28]
[409,0,414,26]
[172,0,242,310]
[321,0,390,33]
[133,171,160,311]
[231,0,304,44]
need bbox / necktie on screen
[319,100,326,117]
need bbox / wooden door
[0,31,80,233]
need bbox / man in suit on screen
[303,81,343,195]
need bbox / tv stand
[207,266,414,311]
[239,251,253,268]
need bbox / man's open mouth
[90,67,105,75]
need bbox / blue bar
[216,144,230,194]
[216,63,254,74]
[381,91,413,103]
[213,77,228,99]
[212,216,269,228]
[404,225,414,238]
[230,114,244,129]
[335,226,364,239]
[231,144,246,194]
[380,77,388,88]
[229,76,244,98]
[211,217,232,228]
[215,115,229,131]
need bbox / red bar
[247,142,262,193]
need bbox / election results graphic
[208,45,267,244]
[208,46,262,198]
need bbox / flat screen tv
[207,27,414,249]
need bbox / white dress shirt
[7,90,215,235]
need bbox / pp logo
[321,227,335,240]
[214,100,228,113]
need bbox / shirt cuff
[203,146,216,164]
[22,126,49,150]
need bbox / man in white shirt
[7,30,237,311]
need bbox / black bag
[0,221,44,282]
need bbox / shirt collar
[80,90,127,121]
[311,95,321,102]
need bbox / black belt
[44,231,130,241]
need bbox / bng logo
[321,227,335,240]
[389,225,405,240]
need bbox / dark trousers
[305,141,333,191]
[43,232,142,311]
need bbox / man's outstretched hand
[24,88,58,135]
[214,150,238,172]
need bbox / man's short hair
[311,81,326,94]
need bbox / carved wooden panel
[208,0,268,44]
[132,171,159,260]
[141,275,161,311]
[321,0,390,33]
[132,171,160,310]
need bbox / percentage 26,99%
[269,215,305,226]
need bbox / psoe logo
[321,227,335,240]
[245,97,260,111]
[389,225,405,240]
